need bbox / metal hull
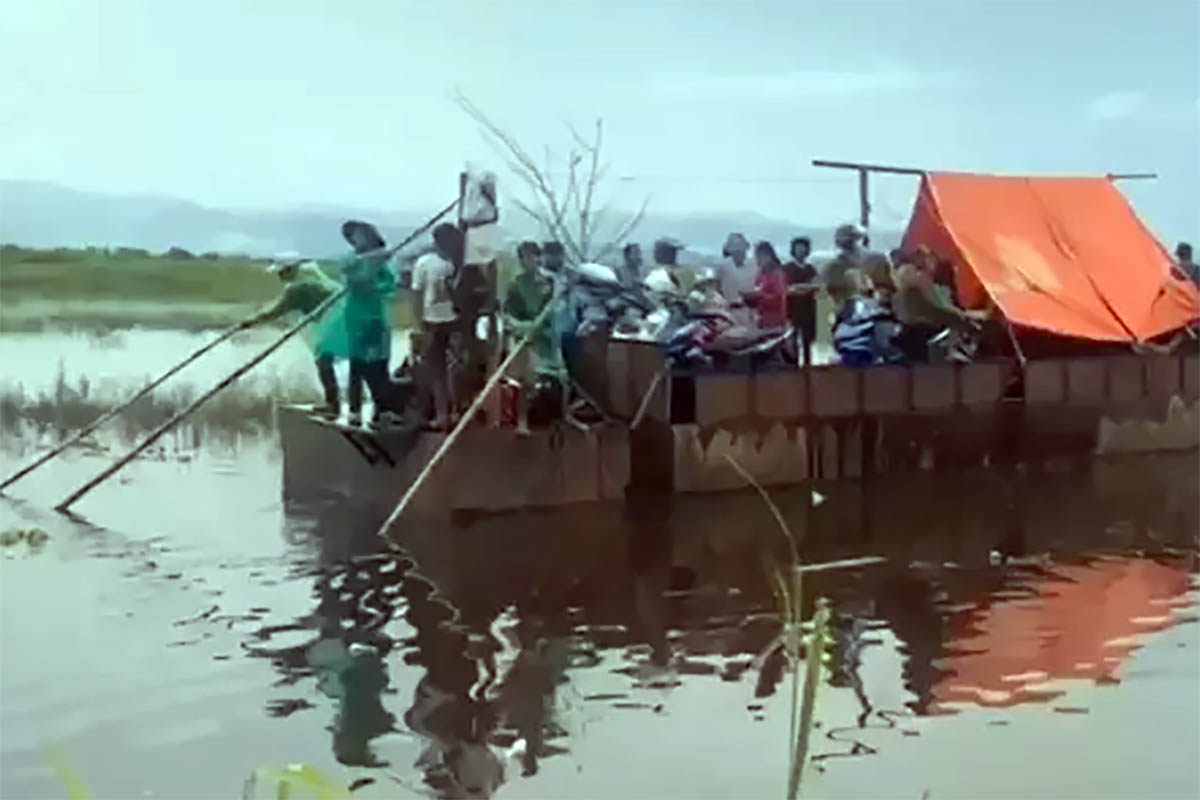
[280,346,1198,514]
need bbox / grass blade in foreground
[40,743,94,800]
[788,596,831,800]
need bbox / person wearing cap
[718,233,758,326]
[240,253,348,418]
[824,224,870,311]
[340,219,401,427]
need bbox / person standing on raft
[340,220,402,428]
[240,252,349,419]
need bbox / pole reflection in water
[236,453,1196,796]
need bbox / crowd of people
[248,218,1196,433]
[635,223,989,367]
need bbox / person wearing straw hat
[241,252,349,419]
[340,220,402,428]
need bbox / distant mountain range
[0,180,901,260]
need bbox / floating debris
[0,527,50,556]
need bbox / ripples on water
[0,330,1197,799]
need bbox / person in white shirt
[718,232,758,327]
[411,223,462,430]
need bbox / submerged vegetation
[0,527,50,557]
[725,454,833,799]
[0,360,318,443]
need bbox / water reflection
[243,454,1197,796]
[243,503,403,768]
[930,554,1195,712]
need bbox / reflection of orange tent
[903,172,1200,342]
[932,557,1194,711]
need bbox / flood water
[1,330,1198,799]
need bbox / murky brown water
[1,331,1198,799]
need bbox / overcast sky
[2,0,1197,241]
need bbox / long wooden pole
[342,198,461,261]
[0,321,244,493]
[857,168,870,230]
[629,365,667,429]
[375,287,562,538]
[54,201,459,513]
[54,290,347,512]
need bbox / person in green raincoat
[339,220,401,427]
[241,254,349,418]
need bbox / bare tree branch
[593,195,650,263]
[456,92,647,262]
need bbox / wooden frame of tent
[811,158,1156,231]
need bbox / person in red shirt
[745,241,789,329]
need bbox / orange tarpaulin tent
[902,172,1200,343]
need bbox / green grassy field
[0,245,429,332]
[1,245,278,303]
[0,245,278,332]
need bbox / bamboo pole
[629,365,667,429]
[0,320,244,493]
[353,198,460,261]
[54,290,346,512]
[53,201,459,513]
[374,287,562,538]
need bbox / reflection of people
[241,255,347,418]
[242,501,404,768]
[310,637,397,767]
[401,570,509,798]
[625,486,675,673]
[870,571,948,716]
